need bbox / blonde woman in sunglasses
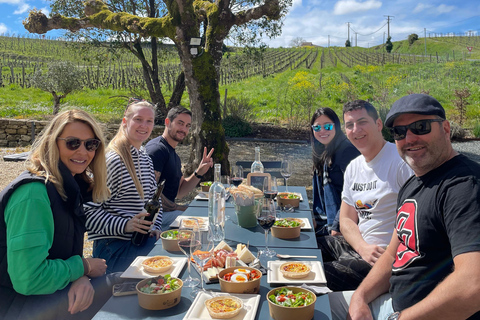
[84,99,160,273]
[0,109,114,319]
[310,107,360,237]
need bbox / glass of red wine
[257,198,276,257]
[231,165,244,187]
[178,218,200,287]
[263,177,278,199]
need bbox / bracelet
[82,257,91,277]
[194,170,204,179]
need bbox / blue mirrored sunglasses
[312,123,334,132]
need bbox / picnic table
[93,186,332,319]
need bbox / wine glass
[263,177,278,200]
[257,198,276,257]
[178,218,200,287]
[191,226,214,298]
[231,165,244,187]
[281,157,293,192]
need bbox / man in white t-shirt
[318,100,413,291]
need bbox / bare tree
[24,0,292,177]
[290,37,306,47]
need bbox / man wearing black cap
[329,94,480,320]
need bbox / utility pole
[355,32,358,47]
[346,22,351,41]
[424,28,427,57]
[384,15,394,38]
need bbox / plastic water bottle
[251,146,264,173]
[208,164,225,242]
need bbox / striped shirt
[85,146,161,241]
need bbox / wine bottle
[208,164,225,242]
[131,179,165,246]
[251,146,264,173]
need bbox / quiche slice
[142,256,174,274]
[279,262,311,279]
[205,296,244,319]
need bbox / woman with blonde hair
[85,99,161,273]
[0,109,113,319]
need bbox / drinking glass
[178,218,200,287]
[231,165,244,187]
[190,225,214,298]
[263,177,278,200]
[281,157,293,192]
[257,198,276,257]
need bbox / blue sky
[1,0,479,48]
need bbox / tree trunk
[52,92,61,115]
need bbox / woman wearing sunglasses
[310,107,360,237]
[84,100,160,273]
[0,109,114,319]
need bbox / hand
[67,276,95,314]
[357,244,385,266]
[196,147,214,176]
[347,294,374,320]
[124,212,152,234]
[331,230,342,236]
[85,257,107,278]
[150,229,162,240]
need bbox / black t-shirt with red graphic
[390,154,480,319]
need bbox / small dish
[170,216,208,229]
[276,217,312,230]
[120,256,187,279]
[183,292,260,320]
[267,260,326,284]
[195,192,209,200]
[142,256,174,273]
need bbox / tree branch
[233,0,281,26]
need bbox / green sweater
[4,182,84,295]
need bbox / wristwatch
[194,170,204,179]
[388,311,401,320]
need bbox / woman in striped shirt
[85,100,161,273]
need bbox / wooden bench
[3,152,30,162]
[235,161,284,179]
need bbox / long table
[189,186,311,212]
[93,247,331,320]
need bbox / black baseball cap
[385,94,446,127]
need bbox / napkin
[300,283,332,295]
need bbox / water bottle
[208,164,225,242]
[131,179,165,246]
[251,146,264,173]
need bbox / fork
[276,254,317,259]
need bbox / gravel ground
[2,140,480,257]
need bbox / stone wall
[0,118,165,147]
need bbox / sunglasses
[312,123,334,132]
[390,119,444,140]
[57,137,101,152]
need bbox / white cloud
[40,6,49,15]
[333,0,382,15]
[0,23,7,34]
[437,4,455,13]
[13,2,29,14]
[292,0,302,9]
[413,3,431,14]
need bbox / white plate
[120,256,187,279]
[170,216,209,229]
[276,217,312,230]
[267,260,327,284]
[183,292,260,320]
[194,192,209,200]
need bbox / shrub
[222,115,252,137]
[408,34,419,45]
[450,122,467,140]
[225,97,254,121]
[385,36,393,53]
[378,106,394,142]
[473,123,480,138]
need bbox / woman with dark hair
[311,107,359,236]
[0,109,114,319]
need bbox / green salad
[268,288,315,307]
[162,230,179,239]
[274,219,301,228]
[200,181,213,186]
[139,274,180,294]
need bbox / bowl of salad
[160,230,181,252]
[276,192,301,208]
[136,274,183,310]
[218,266,262,294]
[267,286,316,320]
[200,181,213,192]
[271,218,302,239]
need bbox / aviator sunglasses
[57,137,101,152]
[390,119,444,141]
[312,123,334,132]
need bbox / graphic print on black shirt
[393,200,420,270]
